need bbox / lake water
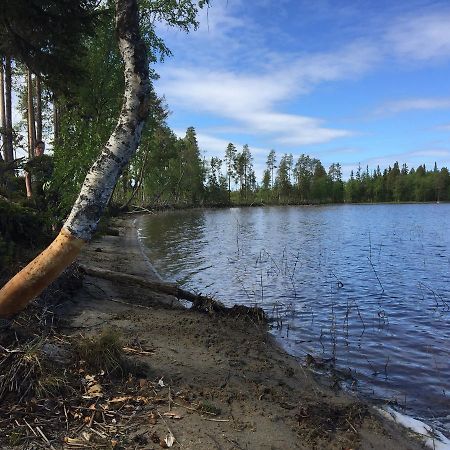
[138,204,450,434]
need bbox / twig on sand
[345,418,358,434]
[202,417,231,422]
[157,410,182,447]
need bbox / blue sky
[154,0,450,179]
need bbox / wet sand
[45,215,429,450]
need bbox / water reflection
[139,204,450,434]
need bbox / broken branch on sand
[78,265,266,322]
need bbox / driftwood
[78,264,267,322]
[78,264,226,313]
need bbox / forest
[1,0,449,275]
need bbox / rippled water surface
[139,204,450,432]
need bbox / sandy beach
[1,216,429,450]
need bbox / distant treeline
[201,144,449,205]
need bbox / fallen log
[78,265,267,322]
[78,264,226,313]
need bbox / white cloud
[375,98,450,115]
[157,40,379,147]
[156,2,450,180]
[387,12,450,61]
[288,41,380,90]
[435,123,450,132]
[160,68,353,146]
[258,112,353,145]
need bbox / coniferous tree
[310,160,328,202]
[0,0,98,93]
[276,153,293,202]
[180,126,204,204]
[266,149,276,189]
[328,163,344,203]
[224,142,237,201]
[241,144,252,200]
[294,154,314,202]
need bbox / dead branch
[78,264,267,322]
[78,264,226,313]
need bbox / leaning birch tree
[0,0,150,317]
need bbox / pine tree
[224,142,237,201]
[266,149,276,189]
[0,0,98,93]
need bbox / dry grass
[0,338,43,402]
[76,328,125,374]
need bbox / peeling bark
[0,0,150,318]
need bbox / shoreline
[73,216,434,449]
[130,214,450,448]
[1,215,439,449]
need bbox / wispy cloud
[158,39,380,147]
[435,123,450,132]
[387,12,450,61]
[156,2,450,179]
[375,98,450,115]
[160,67,354,146]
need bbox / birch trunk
[0,0,150,318]
[27,68,36,157]
[0,57,6,161]
[36,76,42,142]
[4,57,13,162]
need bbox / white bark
[0,57,6,161]
[64,0,150,241]
[27,68,36,157]
[0,0,150,318]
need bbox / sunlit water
[138,204,450,434]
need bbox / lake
[138,204,450,435]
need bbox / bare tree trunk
[53,94,60,144]
[4,57,13,162]
[0,0,150,318]
[120,149,149,209]
[36,76,43,142]
[27,68,36,157]
[0,57,6,161]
